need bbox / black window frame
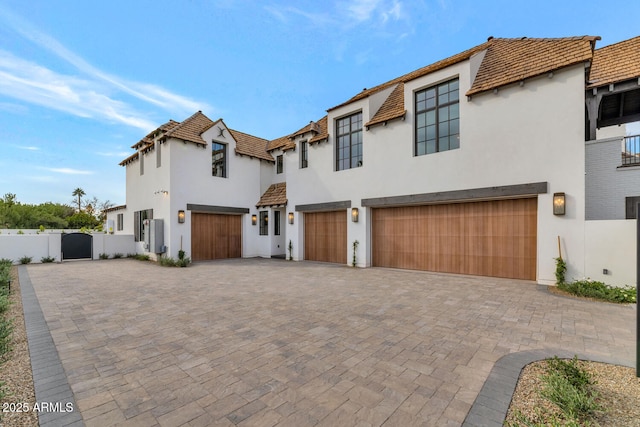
[625,196,640,219]
[300,140,308,168]
[133,209,153,242]
[415,78,460,156]
[274,211,281,236]
[117,213,123,231]
[336,111,363,171]
[212,141,227,178]
[276,155,283,174]
[259,211,268,236]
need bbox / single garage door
[305,211,347,264]
[191,213,242,261]
[372,198,537,280]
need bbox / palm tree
[72,188,85,212]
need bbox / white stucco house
[106,34,640,286]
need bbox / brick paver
[23,259,636,426]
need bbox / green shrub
[554,257,567,285]
[178,250,186,260]
[176,257,191,268]
[558,280,636,303]
[19,256,32,265]
[0,318,13,359]
[40,256,56,263]
[133,254,150,261]
[113,253,123,259]
[99,253,109,259]
[158,256,177,267]
[0,259,13,268]
[541,357,600,420]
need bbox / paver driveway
[24,258,635,426]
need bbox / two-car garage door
[372,198,537,280]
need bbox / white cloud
[0,6,213,130]
[346,0,383,22]
[44,167,94,175]
[16,145,39,151]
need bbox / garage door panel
[372,198,537,280]
[304,211,347,264]
[191,213,242,261]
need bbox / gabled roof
[266,135,295,152]
[467,36,598,96]
[229,128,273,162]
[308,116,328,144]
[121,112,273,165]
[131,120,180,149]
[366,83,406,128]
[330,36,599,112]
[163,111,214,146]
[266,117,326,152]
[256,182,287,207]
[588,35,640,89]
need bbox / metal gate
[61,233,93,260]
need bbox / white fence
[0,232,135,263]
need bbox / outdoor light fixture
[553,192,566,215]
[288,212,294,225]
[351,207,359,223]
[251,214,257,225]
[178,210,185,223]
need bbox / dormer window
[212,141,227,177]
[415,78,459,156]
[336,111,363,171]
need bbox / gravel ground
[505,355,640,426]
[0,267,38,427]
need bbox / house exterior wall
[585,136,640,220]
[584,219,636,286]
[285,61,587,284]
[167,126,266,260]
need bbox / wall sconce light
[288,212,294,225]
[251,214,257,226]
[178,210,185,223]
[351,207,359,223]
[553,192,566,215]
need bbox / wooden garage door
[191,213,242,261]
[372,198,537,280]
[305,211,347,264]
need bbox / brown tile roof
[365,83,406,128]
[328,42,491,112]
[308,116,328,144]
[266,135,295,152]
[330,36,599,109]
[103,204,126,213]
[119,151,139,166]
[256,182,287,207]
[468,36,599,96]
[164,111,214,146]
[292,120,322,139]
[588,35,640,89]
[229,128,273,162]
[131,120,180,149]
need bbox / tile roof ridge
[227,127,270,142]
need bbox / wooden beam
[186,204,250,214]
[296,200,351,212]
[361,182,548,208]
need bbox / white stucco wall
[167,124,267,259]
[285,61,588,281]
[584,220,637,287]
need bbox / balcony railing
[622,135,640,166]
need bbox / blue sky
[1,0,639,206]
